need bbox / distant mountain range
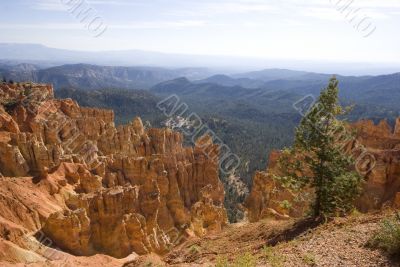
[0,43,213,67]
[1,43,399,74]
[154,72,400,108]
[2,60,398,95]
[194,69,331,89]
[0,63,214,89]
[233,69,331,82]
[17,61,394,186]
[194,74,266,89]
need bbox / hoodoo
[0,82,227,263]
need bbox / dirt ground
[125,211,398,267]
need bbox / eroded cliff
[0,82,227,264]
[245,119,400,222]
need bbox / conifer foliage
[277,77,362,218]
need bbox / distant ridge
[0,43,398,75]
[0,63,213,89]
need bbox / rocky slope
[245,119,400,222]
[0,82,227,265]
[143,211,393,266]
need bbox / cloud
[26,0,399,26]
[109,20,207,29]
[302,7,343,21]
[284,0,400,8]
[297,1,394,21]
[31,0,134,11]
[87,0,142,5]
[351,0,400,8]
[0,23,82,29]
[201,2,277,14]
[0,20,206,31]
[32,0,66,11]
[362,9,391,19]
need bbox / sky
[0,0,399,63]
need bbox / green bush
[215,255,229,267]
[233,252,257,267]
[3,100,19,113]
[368,213,400,256]
[279,200,293,211]
[302,253,316,266]
[262,246,285,267]
[189,245,201,254]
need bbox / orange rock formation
[0,82,227,264]
[245,119,400,222]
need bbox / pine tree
[277,77,362,218]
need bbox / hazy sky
[0,0,399,63]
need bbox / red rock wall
[245,119,400,222]
[0,82,227,262]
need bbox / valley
[0,77,400,266]
[2,62,396,222]
[1,0,399,265]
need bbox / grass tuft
[368,212,400,256]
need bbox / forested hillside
[54,70,400,189]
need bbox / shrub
[262,246,285,267]
[215,255,229,267]
[3,100,19,113]
[302,253,316,266]
[279,200,292,211]
[189,245,201,254]
[368,213,400,256]
[233,252,257,267]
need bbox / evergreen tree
[277,77,362,218]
